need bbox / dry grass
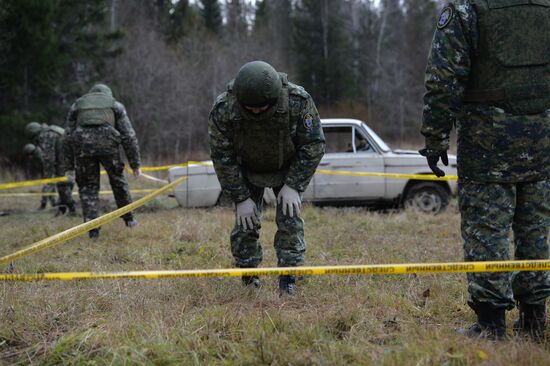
[0,189,549,365]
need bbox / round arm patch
[437,6,453,29]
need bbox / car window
[355,129,375,153]
[324,127,353,153]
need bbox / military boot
[242,275,261,288]
[67,203,77,217]
[458,303,507,341]
[278,275,296,297]
[513,303,546,342]
[124,217,138,228]
[55,205,67,217]
[88,228,100,239]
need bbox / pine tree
[200,0,222,35]
[0,0,121,162]
[293,0,354,106]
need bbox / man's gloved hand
[132,168,142,179]
[419,149,448,177]
[277,184,302,218]
[236,198,259,230]
[65,170,76,183]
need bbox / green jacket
[209,77,325,202]
[421,0,550,182]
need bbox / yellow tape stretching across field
[0,189,157,197]
[316,169,458,181]
[0,260,549,281]
[0,161,211,190]
[0,176,188,265]
[1,166,456,191]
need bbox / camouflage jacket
[64,101,141,170]
[421,0,550,182]
[209,82,325,203]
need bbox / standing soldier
[209,61,325,296]
[24,122,75,214]
[64,84,141,239]
[420,1,550,340]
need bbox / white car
[169,119,458,214]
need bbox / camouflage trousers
[41,159,57,206]
[75,153,134,222]
[231,184,306,268]
[40,184,57,206]
[56,182,75,211]
[459,181,550,309]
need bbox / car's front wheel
[404,182,449,214]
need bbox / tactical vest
[465,0,550,115]
[227,73,296,187]
[75,92,116,126]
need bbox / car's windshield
[362,123,391,152]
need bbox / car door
[314,125,385,200]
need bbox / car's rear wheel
[404,182,449,214]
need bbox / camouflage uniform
[33,125,58,207]
[422,0,550,314]
[209,73,325,269]
[32,125,75,211]
[65,85,141,223]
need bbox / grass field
[1,184,550,365]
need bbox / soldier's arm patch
[303,114,314,130]
[437,6,453,30]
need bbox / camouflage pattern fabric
[33,127,62,207]
[65,89,140,223]
[209,80,325,203]
[459,181,550,308]
[423,1,550,311]
[209,74,324,268]
[231,183,305,268]
[421,0,550,182]
[65,101,140,170]
[54,133,75,211]
[75,152,133,222]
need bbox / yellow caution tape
[0,176,68,189]
[0,161,211,190]
[0,176,188,265]
[0,189,157,198]
[1,260,549,282]
[317,169,458,181]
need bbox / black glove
[419,149,448,177]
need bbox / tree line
[0,0,443,171]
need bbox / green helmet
[23,143,36,155]
[24,122,43,138]
[89,83,113,97]
[233,61,282,108]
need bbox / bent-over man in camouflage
[24,122,76,214]
[421,1,550,340]
[64,84,141,239]
[209,61,325,295]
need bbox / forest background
[0,0,444,173]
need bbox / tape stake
[0,176,188,265]
[0,260,549,281]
